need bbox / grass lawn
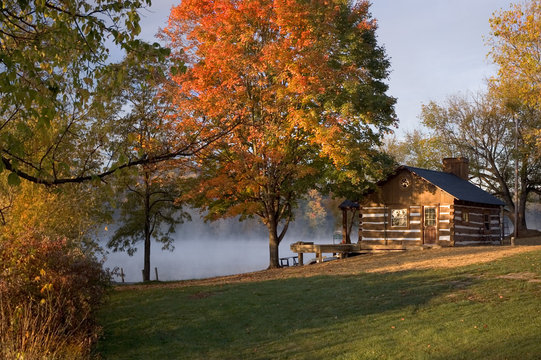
[96,249,541,359]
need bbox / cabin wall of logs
[358,168,503,247]
[359,203,502,246]
[453,205,502,245]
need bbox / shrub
[0,230,111,359]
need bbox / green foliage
[0,0,172,185]
[383,129,451,171]
[107,168,189,257]
[324,146,395,202]
[6,173,20,187]
[103,51,190,281]
[0,230,111,359]
[97,250,541,359]
[0,0,151,111]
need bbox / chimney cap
[442,157,469,180]
[442,157,469,163]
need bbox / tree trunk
[143,221,151,281]
[518,186,528,234]
[143,172,151,282]
[267,219,280,269]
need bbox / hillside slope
[118,244,541,290]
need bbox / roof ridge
[404,165,448,175]
[402,165,504,206]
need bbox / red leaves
[162,0,394,227]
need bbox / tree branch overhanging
[0,116,240,186]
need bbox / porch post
[358,209,362,243]
[500,205,504,245]
[342,208,348,244]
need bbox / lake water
[101,237,319,283]
[100,209,337,282]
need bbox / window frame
[424,206,437,227]
[390,208,408,228]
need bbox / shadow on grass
[97,269,479,359]
[427,333,541,360]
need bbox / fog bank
[103,238,318,283]
[100,209,340,283]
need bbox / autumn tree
[304,190,328,232]
[0,174,106,249]
[483,0,541,232]
[104,53,189,282]
[420,91,541,234]
[488,0,541,160]
[164,0,396,268]
[488,0,541,111]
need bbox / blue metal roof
[404,166,505,206]
[339,199,360,209]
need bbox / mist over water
[103,238,308,283]
[100,211,339,283]
[103,202,541,283]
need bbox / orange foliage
[163,0,393,168]
[163,0,395,266]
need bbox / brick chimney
[443,157,469,180]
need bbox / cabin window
[463,211,469,223]
[484,214,490,230]
[391,209,408,227]
[424,207,437,227]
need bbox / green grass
[96,250,541,359]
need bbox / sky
[134,0,516,136]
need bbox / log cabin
[355,158,505,247]
[291,158,506,265]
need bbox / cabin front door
[423,206,437,244]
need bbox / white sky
[135,0,516,136]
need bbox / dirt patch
[116,245,541,291]
[446,279,475,289]
[497,272,541,283]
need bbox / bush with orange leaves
[0,230,111,359]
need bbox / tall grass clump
[0,230,111,359]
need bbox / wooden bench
[279,256,298,267]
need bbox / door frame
[423,205,438,244]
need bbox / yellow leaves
[488,0,541,110]
[40,283,53,294]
